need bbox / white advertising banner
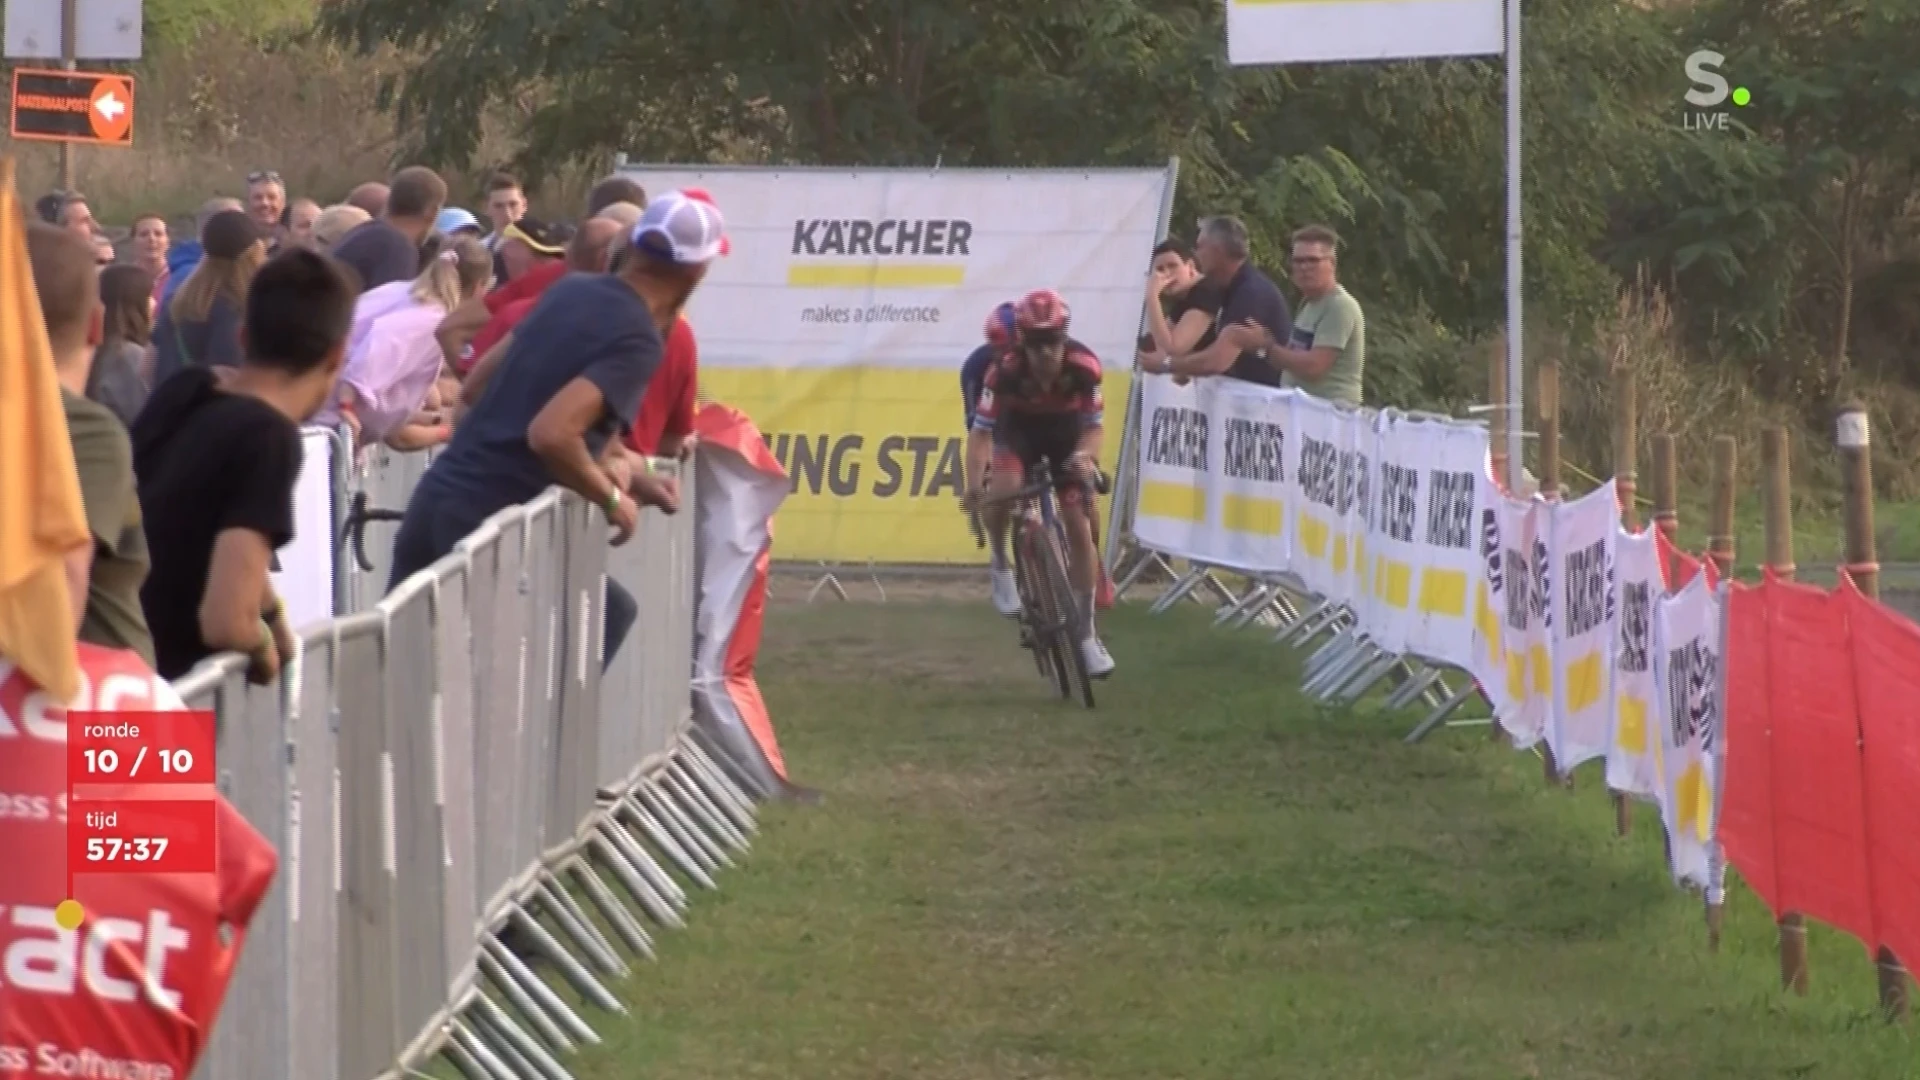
[1494,495,1550,749]
[1225,0,1505,66]
[1654,575,1724,890]
[1131,374,1212,563]
[1546,484,1619,774]
[1208,379,1294,572]
[1469,469,1512,715]
[1404,419,1487,670]
[1292,394,1358,604]
[1607,528,1665,802]
[610,164,1177,564]
[273,427,339,632]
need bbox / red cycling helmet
[983,301,1017,348]
[1012,289,1070,335]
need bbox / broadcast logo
[1683,50,1750,132]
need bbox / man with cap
[436,215,570,368]
[389,189,727,669]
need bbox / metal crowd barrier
[175,448,760,1080]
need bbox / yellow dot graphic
[54,899,86,930]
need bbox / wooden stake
[1760,427,1809,993]
[1834,403,1910,1022]
[1707,436,1737,580]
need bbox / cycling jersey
[972,341,1102,503]
[960,343,996,429]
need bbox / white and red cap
[630,188,730,265]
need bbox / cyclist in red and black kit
[964,289,1115,678]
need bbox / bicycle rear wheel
[1035,524,1095,708]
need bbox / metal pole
[1503,0,1524,493]
[58,0,78,190]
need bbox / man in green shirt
[28,222,157,664]
[1224,224,1365,405]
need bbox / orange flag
[0,158,88,701]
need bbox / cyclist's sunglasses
[1019,330,1066,348]
[248,169,283,186]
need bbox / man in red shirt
[626,314,698,458]
[459,218,619,375]
[436,217,571,369]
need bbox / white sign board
[271,428,338,632]
[5,0,142,60]
[1225,0,1502,65]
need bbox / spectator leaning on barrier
[1151,215,1291,387]
[152,210,265,386]
[315,236,494,451]
[162,196,243,307]
[438,215,571,370]
[27,222,157,665]
[389,189,726,670]
[460,217,621,392]
[333,166,447,293]
[1224,224,1366,405]
[133,249,354,682]
[91,264,156,427]
[1136,238,1223,371]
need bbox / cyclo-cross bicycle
[971,457,1108,708]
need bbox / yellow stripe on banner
[1530,645,1552,697]
[786,263,966,288]
[1506,653,1526,704]
[1418,568,1468,617]
[1377,557,1412,609]
[1333,533,1350,574]
[1563,650,1604,714]
[1299,510,1330,559]
[1221,495,1283,536]
[1675,763,1712,842]
[1615,695,1648,755]
[1474,582,1501,657]
[1138,481,1207,523]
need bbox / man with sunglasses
[963,289,1115,678]
[246,169,286,238]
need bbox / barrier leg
[679,726,760,803]
[593,827,686,928]
[509,906,625,1016]
[1287,604,1347,648]
[1403,681,1483,743]
[571,858,656,960]
[1147,568,1209,615]
[1382,664,1445,711]
[1211,582,1271,628]
[442,1029,500,1080]
[1111,547,1170,602]
[458,1011,543,1080]
[449,1020,520,1080]
[1334,651,1404,704]
[606,816,690,908]
[665,765,749,853]
[1230,585,1293,630]
[1270,596,1330,641]
[471,992,575,1080]
[1202,570,1243,608]
[618,799,717,890]
[678,742,759,834]
[1306,640,1376,700]
[538,880,629,980]
[480,950,576,1054]
[486,932,601,1044]
[1302,627,1359,680]
[640,782,731,872]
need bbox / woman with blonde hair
[313,204,371,251]
[150,210,265,386]
[313,234,493,451]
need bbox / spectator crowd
[27,165,719,690]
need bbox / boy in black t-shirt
[132,249,354,680]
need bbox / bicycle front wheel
[1036,524,1095,708]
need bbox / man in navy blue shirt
[388,190,728,667]
[1147,215,1291,387]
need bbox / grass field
[564,598,1916,1080]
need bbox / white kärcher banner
[1607,529,1665,802]
[1546,484,1619,774]
[1655,574,1725,890]
[608,163,1176,565]
[1405,418,1487,671]
[1292,392,1361,604]
[1492,494,1550,749]
[1225,0,1504,66]
[1132,375,1213,564]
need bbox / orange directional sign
[9,69,134,147]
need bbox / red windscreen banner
[1719,576,1920,967]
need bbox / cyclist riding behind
[963,301,1018,589]
[964,289,1115,678]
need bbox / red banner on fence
[1719,575,1920,969]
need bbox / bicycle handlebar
[967,457,1109,548]
[340,490,406,573]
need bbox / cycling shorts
[992,415,1091,510]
